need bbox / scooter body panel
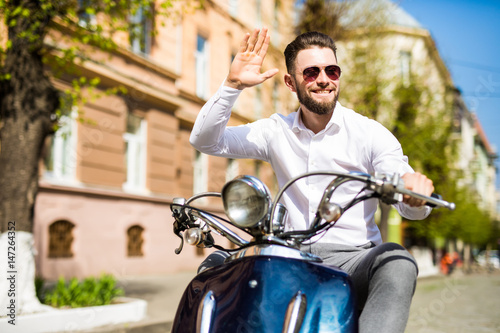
[172,256,358,333]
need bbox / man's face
[287,47,340,116]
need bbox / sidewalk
[85,271,197,333]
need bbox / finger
[425,178,435,196]
[413,175,434,197]
[238,33,250,53]
[254,28,268,54]
[246,28,260,52]
[405,194,424,207]
[258,34,271,57]
[261,68,279,80]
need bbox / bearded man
[189,28,434,333]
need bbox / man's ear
[284,74,297,92]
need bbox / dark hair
[284,31,337,73]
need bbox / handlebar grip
[426,193,442,208]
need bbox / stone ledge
[0,297,147,333]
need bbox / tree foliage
[0,0,200,232]
[295,0,350,40]
[295,0,391,40]
[394,83,495,246]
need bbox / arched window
[48,220,75,258]
[127,225,144,257]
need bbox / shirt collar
[292,101,344,134]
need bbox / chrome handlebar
[397,188,455,210]
[173,171,455,253]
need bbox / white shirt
[190,84,431,246]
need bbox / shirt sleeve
[369,121,432,220]
[189,83,271,161]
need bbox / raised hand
[225,28,279,90]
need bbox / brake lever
[372,174,455,210]
[375,173,403,205]
[173,221,184,254]
[171,198,188,254]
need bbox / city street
[406,271,500,333]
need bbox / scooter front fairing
[172,255,358,333]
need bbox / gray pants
[198,242,417,333]
[301,242,418,333]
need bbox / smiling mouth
[312,89,333,95]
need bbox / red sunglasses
[300,65,342,82]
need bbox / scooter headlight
[222,175,271,228]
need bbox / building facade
[454,91,498,218]
[35,0,296,280]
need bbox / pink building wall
[34,183,209,280]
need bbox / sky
[397,0,500,189]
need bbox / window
[129,5,152,55]
[123,113,147,192]
[226,158,239,182]
[400,51,411,86]
[256,0,262,26]
[48,220,75,258]
[44,95,77,182]
[127,225,144,257]
[229,0,238,17]
[195,35,210,99]
[193,151,208,194]
[77,0,96,28]
[176,24,183,75]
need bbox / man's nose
[315,69,330,84]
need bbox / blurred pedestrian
[441,252,453,275]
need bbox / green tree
[0,0,197,233]
[0,0,199,312]
[295,0,350,39]
[393,82,495,246]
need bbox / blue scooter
[170,171,454,332]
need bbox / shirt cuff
[398,203,432,220]
[218,81,243,105]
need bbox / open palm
[225,28,279,90]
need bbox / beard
[295,81,339,115]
